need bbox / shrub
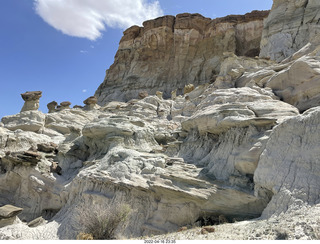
[79,201,131,240]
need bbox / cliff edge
[95,10,269,103]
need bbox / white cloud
[80,50,88,54]
[34,0,163,41]
[82,89,87,93]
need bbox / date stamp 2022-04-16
[144,239,177,244]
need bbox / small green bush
[80,201,131,240]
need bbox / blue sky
[0,0,272,119]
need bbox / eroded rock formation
[47,101,58,113]
[83,96,99,110]
[2,0,320,240]
[95,11,269,104]
[0,205,23,228]
[0,81,303,239]
[20,91,42,112]
[59,101,71,110]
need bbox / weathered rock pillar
[60,101,71,110]
[20,91,42,112]
[47,101,58,113]
[83,96,98,110]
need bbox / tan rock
[28,216,46,228]
[20,91,42,112]
[183,84,195,95]
[83,96,97,105]
[171,89,177,100]
[47,101,58,113]
[156,91,163,99]
[178,226,188,232]
[138,91,148,99]
[77,233,94,240]
[0,205,23,219]
[95,11,269,105]
[203,226,215,233]
[2,150,42,167]
[0,205,23,228]
[201,228,208,235]
[60,101,71,110]
[83,96,99,110]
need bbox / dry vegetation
[77,202,131,240]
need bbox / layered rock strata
[3,0,320,240]
[95,11,269,104]
[238,41,320,112]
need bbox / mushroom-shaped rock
[0,205,23,228]
[83,96,97,105]
[20,91,42,112]
[47,101,58,113]
[60,101,71,110]
[83,96,98,110]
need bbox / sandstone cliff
[95,11,269,103]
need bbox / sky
[0,0,273,119]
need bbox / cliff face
[260,0,320,61]
[95,11,269,104]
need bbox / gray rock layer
[255,107,320,218]
[260,0,320,61]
